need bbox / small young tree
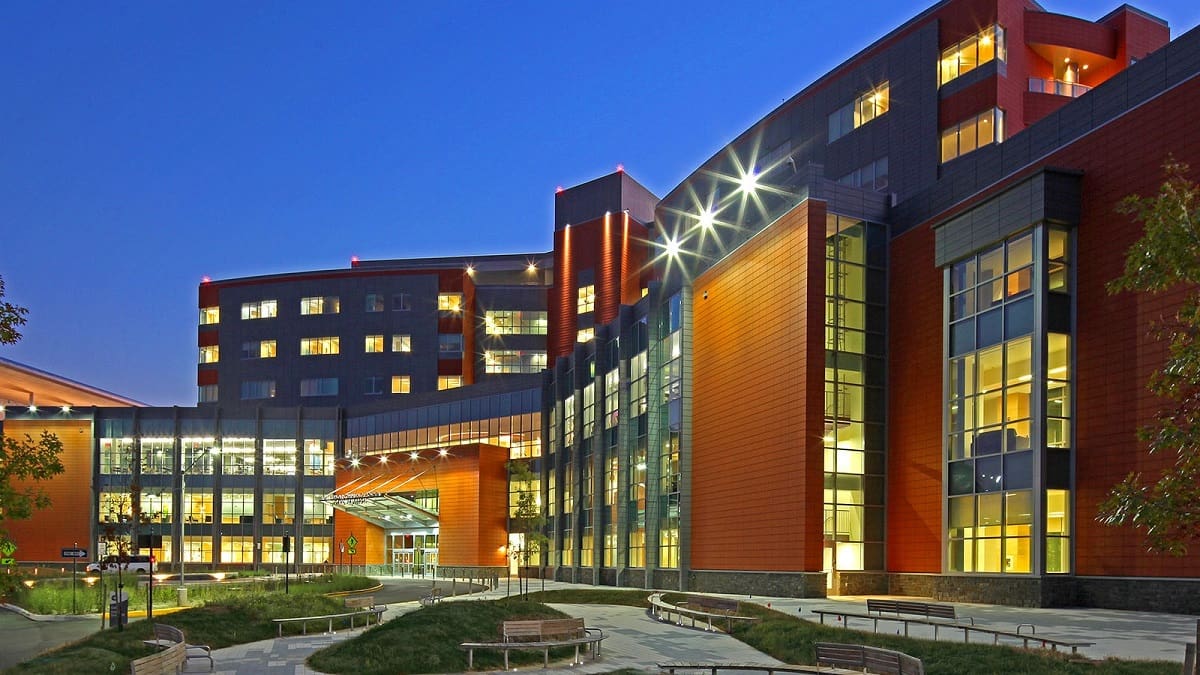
[1099,160,1200,554]
[0,275,66,566]
[507,460,548,597]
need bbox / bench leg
[543,647,549,668]
[467,649,473,670]
[574,644,580,664]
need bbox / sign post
[1,539,17,567]
[282,536,291,594]
[346,534,358,575]
[60,546,88,615]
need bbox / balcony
[1028,77,1091,98]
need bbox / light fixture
[616,163,624,173]
[555,186,564,194]
[1082,64,1089,71]
[527,262,537,273]
[664,237,681,257]
[1064,57,1070,63]
[438,448,449,457]
[697,209,715,230]
[350,458,360,468]
[28,404,37,413]
[738,170,758,193]
[465,265,475,276]
[378,455,388,464]
[410,451,420,461]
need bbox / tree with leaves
[1099,160,1200,555]
[0,275,67,552]
[507,459,549,597]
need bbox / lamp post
[178,446,219,596]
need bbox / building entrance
[387,532,438,577]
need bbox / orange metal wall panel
[333,511,384,565]
[4,419,94,562]
[886,225,945,573]
[691,200,826,572]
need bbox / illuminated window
[391,375,411,394]
[577,285,596,314]
[485,310,548,335]
[365,335,384,353]
[240,299,277,320]
[198,385,217,403]
[437,376,462,391]
[300,296,340,315]
[829,83,890,141]
[199,345,219,364]
[241,340,276,359]
[941,108,1004,163]
[300,377,338,397]
[241,380,276,400]
[300,336,340,356]
[940,25,1006,86]
[365,293,385,312]
[485,350,548,374]
[221,490,255,525]
[199,307,219,325]
[437,293,463,312]
[577,328,595,343]
[391,334,411,352]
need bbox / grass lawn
[7,576,376,675]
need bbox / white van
[85,554,157,574]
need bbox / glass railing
[1028,78,1091,98]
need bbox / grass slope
[307,600,574,675]
[728,603,1179,675]
[7,576,375,675]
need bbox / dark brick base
[884,573,1200,613]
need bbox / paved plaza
[3,577,1197,673]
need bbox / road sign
[346,534,358,556]
[0,557,14,566]
[0,540,16,557]
[62,548,88,558]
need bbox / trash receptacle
[177,587,188,607]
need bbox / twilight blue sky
[2,1,1198,406]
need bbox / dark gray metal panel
[1057,94,1093,147]
[1088,73,1129,127]
[554,172,658,229]
[1126,47,1168,104]
[933,170,1081,266]
[1027,111,1061,160]
[1166,26,1200,86]
[999,131,1031,178]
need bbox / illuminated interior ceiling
[322,470,439,530]
[0,356,145,410]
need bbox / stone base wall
[688,570,828,598]
[884,574,1200,613]
[834,571,889,596]
[652,569,682,591]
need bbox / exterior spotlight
[665,237,681,257]
[697,209,715,229]
[0,405,5,413]
[61,405,71,413]
[378,455,388,464]
[350,458,360,467]
[28,404,38,413]
[410,451,420,460]
[527,262,537,272]
[616,163,624,173]
[201,276,211,284]
[466,265,475,276]
[438,448,449,457]
[739,170,758,193]
[1064,57,1070,63]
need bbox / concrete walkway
[5,578,1198,673]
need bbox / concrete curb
[0,603,92,623]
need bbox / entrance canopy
[323,468,438,529]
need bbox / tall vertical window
[240,300,277,320]
[940,25,1006,86]
[946,227,1072,574]
[941,108,1004,163]
[300,296,340,315]
[658,293,683,570]
[199,307,219,325]
[823,214,887,574]
[300,337,340,355]
[199,345,219,364]
[577,285,596,314]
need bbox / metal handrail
[1028,77,1091,98]
[271,606,385,636]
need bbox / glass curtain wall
[946,226,1073,574]
[658,293,683,569]
[823,214,888,575]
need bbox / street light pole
[179,447,219,593]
